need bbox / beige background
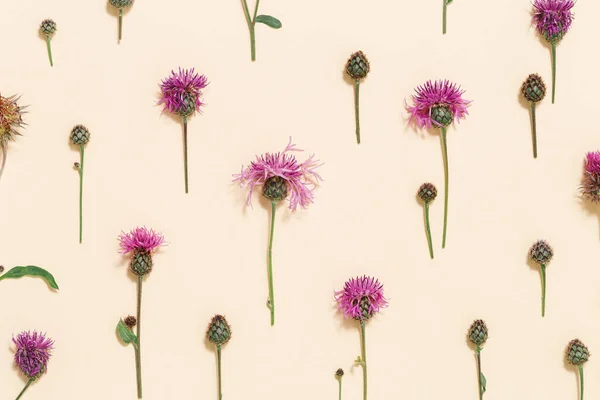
[0,0,598,399]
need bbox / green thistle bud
[521,74,546,103]
[40,19,57,36]
[418,183,438,203]
[529,240,553,265]
[130,249,152,276]
[207,315,232,346]
[345,51,370,80]
[544,30,564,45]
[566,339,589,366]
[70,125,90,146]
[178,92,197,119]
[109,0,134,9]
[468,320,488,346]
[262,176,288,203]
[354,297,373,321]
[431,105,454,128]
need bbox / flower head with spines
[533,0,575,44]
[334,276,388,322]
[406,80,471,129]
[159,68,208,119]
[13,331,54,379]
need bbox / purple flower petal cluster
[158,68,208,117]
[581,151,600,202]
[13,331,53,379]
[335,276,388,321]
[233,138,322,211]
[118,226,165,254]
[533,0,574,41]
[406,80,471,129]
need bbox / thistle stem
[442,0,447,34]
[359,320,368,400]
[440,127,449,249]
[267,201,276,326]
[0,144,6,180]
[338,378,342,400]
[551,43,556,104]
[118,9,123,41]
[424,202,434,259]
[578,365,584,400]
[183,117,189,194]
[15,378,34,400]
[541,264,546,317]
[241,0,258,61]
[217,344,222,400]
[531,102,537,158]
[476,346,483,400]
[78,145,85,244]
[45,35,53,67]
[135,276,143,399]
[354,79,361,144]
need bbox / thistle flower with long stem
[345,51,370,144]
[0,93,26,181]
[335,276,388,400]
[521,74,546,158]
[159,68,208,194]
[115,227,164,399]
[417,183,437,259]
[109,0,134,42]
[528,240,553,316]
[234,138,321,326]
[12,331,53,400]
[240,0,282,61]
[580,151,600,203]
[468,320,488,400]
[335,369,344,400]
[532,0,574,104]
[566,339,589,400]
[39,19,56,66]
[207,315,232,400]
[70,125,90,243]
[406,80,471,249]
[442,0,454,34]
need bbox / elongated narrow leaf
[255,15,282,29]
[0,266,59,289]
[480,372,487,394]
[117,320,139,349]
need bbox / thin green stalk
[15,378,34,400]
[217,344,222,400]
[241,0,258,61]
[267,201,276,326]
[531,102,537,158]
[354,79,361,144]
[476,346,483,400]
[338,378,342,400]
[118,9,123,41]
[551,43,556,104]
[45,35,53,67]
[442,0,447,34]
[78,145,85,244]
[183,117,189,194]
[578,365,584,400]
[359,321,367,400]
[440,127,449,248]
[135,276,143,399]
[424,202,434,259]
[541,264,546,317]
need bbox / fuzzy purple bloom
[406,80,471,129]
[533,0,574,42]
[581,151,600,202]
[233,138,322,211]
[118,226,165,254]
[335,276,388,321]
[13,331,53,379]
[158,68,208,118]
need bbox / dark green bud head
[418,183,438,203]
[335,368,344,379]
[70,125,90,145]
[207,315,231,346]
[468,319,488,346]
[566,339,589,366]
[431,105,454,128]
[40,19,57,36]
[521,74,546,103]
[130,249,153,276]
[109,0,134,9]
[529,240,553,266]
[345,51,370,80]
[262,176,288,203]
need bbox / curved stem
[217,344,222,400]
[135,276,143,399]
[45,36,53,67]
[338,378,342,400]
[551,43,556,104]
[118,9,123,41]
[442,0,447,34]
[15,378,34,400]
[354,79,361,144]
[476,347,483,400]
[79,145,85,244]
[424,202,434,259]
[359,321,367,400]
[267,201,276,326]
[531,102,537,158]
[541,264,546,317]
[578,365,584,400]
[440,127,449,248]
[183,117,189,194]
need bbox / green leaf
[480,372,487,394]
[446,0,453,4]
[255,15,282,29]
[117,320,139,349]
[0,266,59,290]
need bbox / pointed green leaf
[446,0,453,4]
[480,372,487,394]
[117,320,139,349]
[0,266,59,290]
[255,15,282,29]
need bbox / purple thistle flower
[406,80,471,129]
[158,68,208,118]
[118,226,164,254]
[335,276,388,321]
[233,137,322,211]
[533,0,574,42]
[581,151,600,202]
[13,331,53,379]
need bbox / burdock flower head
[108,0,134,41]
[119,226,165,276]
[581,151,600,202]
[159,68,209,194]
[13,331,53,399]
[0,94,26,180]
[532,0,575,103]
